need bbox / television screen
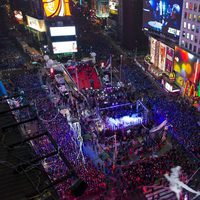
[96,0,109,18]
[50,26,76,36]
[174,46,200,86]
[158,42,167,71]
[52,41,77,54]
[109,0,119,15]
[165,46,174,72]
[143,0,183,39]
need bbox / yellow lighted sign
[42,0,71,17]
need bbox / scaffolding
[136,100,149,125]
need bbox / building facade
[179,0,200,56]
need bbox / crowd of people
[2,51,199,200]
[1,3,199,199]
[0,35,25,70]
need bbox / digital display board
[96,0,109,18]
[174,46,200,87]
[42,0,71,17]
[150,37,157,64]
[165,46,174,72]
[154,40,160,67]
[50,26,76,36]
[158,42,166,71]
[26,16,46,32]
[14,11,23,24]
[52,41,77,54]
[143,0,183,38]
[109,0,119,15]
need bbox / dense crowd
[122,64,200,159]
[0,36,25,70]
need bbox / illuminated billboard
[14,11,23,24]
[42,0,71,17]
[158,42,166,71]
[96,0,109,18]
[52,41,77,54]
[109,0,119,15]
[26,16,46,32]
[155,40,160,67]
[150,37,156,64]
[165,46,174,72]
[50,26,76,36]
[174,46,200,87]
[143,0,183,39]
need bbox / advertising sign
[52,41,77,54]
[96,0,109,18]
[50,26,76,36]
[150,37,157,64]
[174,46,200,87]
[26,16,46,32]
[158,42,166,71]
[109,0,119,15]
[14,11,23,24]
[154,40,160,67]
[143,0,183,39]
[42,0,71,17]
[165,46,174,72]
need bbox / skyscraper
[179,0,200,56]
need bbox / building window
[193,15,197,21]
[187,33,190,39]
[199,4,200,12]
[193,46,196,53]
[182,31,186,37]
[194,3,197,11]
[189,43,192,50]
[181,40,185,46]
[186,2,189,9]
[196,26,199,33]
[184,22,187,28]
[188,23,191,30]
[191,34,194,41]
[189,3,193,10]
[185,42,188,48]
[198,48,200,55]
[188,13,193,20]
[191,24,195,31]
[195,36,198,43]
[198,16,200,22]
[184,12,187,19]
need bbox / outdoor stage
[96,100,149,131]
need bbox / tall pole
[110,55,113,86]
[76,67,79,91]
[120,54,123,82]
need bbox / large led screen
[143,0,183,38]
[96,0,109,18]
[150,37,156,64]
[165,46,174,72]
[42,0,71,17]
[52,41,77,54]
[26,16,46,32]
[174,46,200,87]
[109,0,119,15]
[50,26,76,36]
[154,40,160,67]
[158,42,166,71]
